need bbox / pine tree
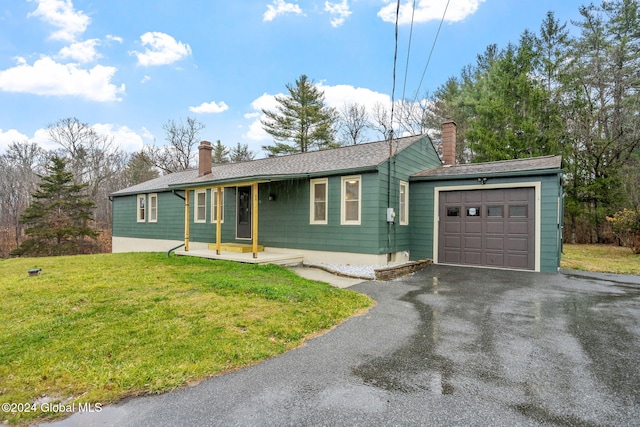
[124,151,159,186]
[11,156,98,257]
[229,142,255,163]
[261,74,338,155]
[212,140,230,164]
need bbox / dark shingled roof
[111,169,199,196]
[112,134,428,196]
[411,155,562,179]
[175,134,426,187]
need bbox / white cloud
[263,0,304,22]
[0,129,30,153]
[131,32,192,67]
[0,56,124,102]
[244,92,282,141]
[317,82,391,107]
[141,75,151,83]
[244,85,391,142]
[325,0,351,27]
[378,0,485,25]
[106,35,123,43]
[27,0,90,42]
[58,38,101,63]
[189,101,229,114]
[91,123,150,152]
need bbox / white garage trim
[433,182,541,272]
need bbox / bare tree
[395,99,430,136]
[0,142,44,256]
[370,102,394,140]
[47,118,113,187]
[145,117,205,174]
[46,117,126,228]
[338,102,369,145]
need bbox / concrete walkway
[289,265,366,288]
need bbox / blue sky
[0,0,586,158]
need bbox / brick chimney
[198,140,212,176]
[442,119,456,166]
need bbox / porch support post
[184,189,190,251]
[216,186,222,255]
[252,182,258,258]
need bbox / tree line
[0,117,254,257]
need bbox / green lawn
[0,253,373,425]
[561,243,640,275]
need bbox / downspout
[167,243,185,257]
[172,190,186,201]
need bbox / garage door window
[487,206,503,217]
[509,206,527,217]
[447,207,460,217]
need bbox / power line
[401,0,418,102]
[413,0,450,103]
[389,0,401,148]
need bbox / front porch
[174,246,304,266]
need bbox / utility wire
[413,0,450,104]
[388,0,401,154]
[401,0,418,102]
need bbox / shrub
[607,207,640,254]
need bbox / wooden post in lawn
[252,182,258,259]
[184,189,190,251]
[216,186,222,255]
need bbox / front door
[237,186,252,239]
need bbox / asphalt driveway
[45,265,640,427]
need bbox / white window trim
[399,181,408,225]
[310,178,328,225]
[211,188,224,223]
[341,175,361,225]
[149,193,158,223]
[137,194,146,223]
[194,189,207,223]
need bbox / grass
[0,253,373,425]
[561,243,640,275]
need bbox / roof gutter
[168,166,378,189]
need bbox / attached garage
[438,187,535,270]
[409,156,563,273]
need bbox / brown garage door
[438,188,535,270]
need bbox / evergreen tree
[229,142,256,163]
[467,33,561,162]
[261,74,338,155]
[212,140,230,164]
[11,156,98,257]
[124,151,159,186]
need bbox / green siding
[112,135,450,257]
[375,136,443,255]
[112,192,185,240]
[409,173,563,272]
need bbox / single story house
[111,121,563,272]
